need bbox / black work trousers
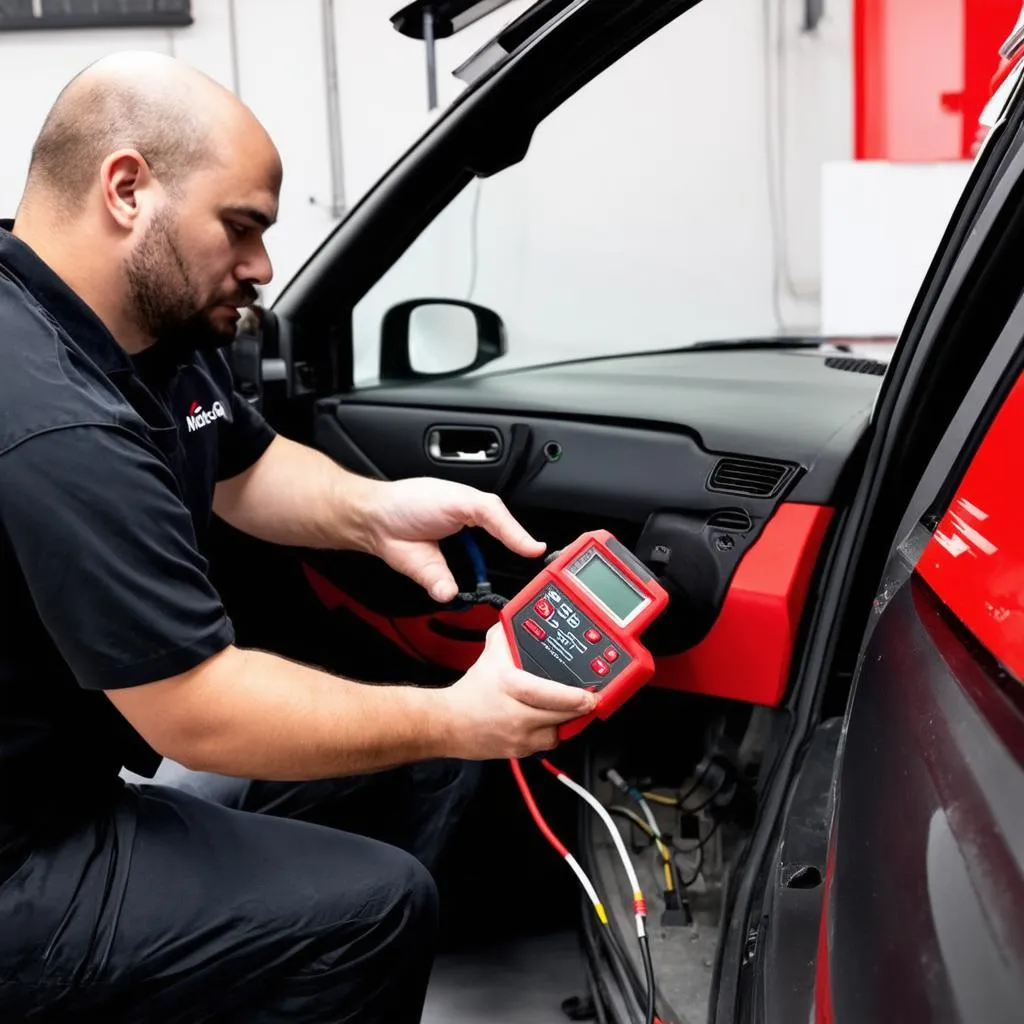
[0,758,481,1023]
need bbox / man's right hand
[440,624,597,760]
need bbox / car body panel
[918,371,1024,682]
[818,574,1024,1024]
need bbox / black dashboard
[323,346,883,505]
[311,345,884,647]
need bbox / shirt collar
[0,219,134,376]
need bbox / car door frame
[712,67,1024,1024]
[808,267,1024,1024]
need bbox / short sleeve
[0,425,235,690]
[209,348,276,481]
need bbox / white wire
[564,853,604,915]
[637,797,660,838]
[554,771,642,899]
[607,768,662,838]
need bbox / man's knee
[372,842,439,939]
[219,836,440,1023]
[309,835,439,944]
[276,843,438,1022]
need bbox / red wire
[509,758,569,859]
[538,757,562,778]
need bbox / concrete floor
[422,930,585,1024]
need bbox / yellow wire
[641,791,681,807]
[609,805,676,891]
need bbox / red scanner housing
[500,530,669,740]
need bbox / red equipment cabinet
[855,0,1021,161]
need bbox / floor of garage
[422,929,584,1024]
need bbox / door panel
[301,396,837,706]
[318,400,787,523]
[817,572,1024,1024]
[816,370,1024,1023]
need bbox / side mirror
[380,299,507,382]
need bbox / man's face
[125,136,280,356]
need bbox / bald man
[0,53,594,1023]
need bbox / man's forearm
[136,646,455,780]
[213,435,383,551]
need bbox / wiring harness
[456,531,664,1023]
[456,532,734,1022]
[512,757,661,1024]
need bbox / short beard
[125,208,238,358]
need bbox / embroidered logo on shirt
[185,400,227,433]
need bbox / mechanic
[0,52,595,1024]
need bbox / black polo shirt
[0,224,276,869]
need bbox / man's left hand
[364,478,545,602]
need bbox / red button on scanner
[585,628,602,644]
[523,619,547,641]
[591,658,610,677]
[534,599,554,619]
[604,647,619,663]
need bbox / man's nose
[238,243,273,287]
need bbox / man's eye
[226,222,248,239]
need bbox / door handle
[426,426,503,464]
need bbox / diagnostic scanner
[500,530,669,740]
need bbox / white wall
[351,0,855,381]
[0,0,852,347]
[0,0,533,303]
[821,160,973,337]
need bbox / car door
[214,0,868,728]
[708,47,1024,1023]
[813,345,1024,1024]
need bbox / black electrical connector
[660,888,693,929]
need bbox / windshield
[352,0,853,384]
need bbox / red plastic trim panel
[650,503,835,706]
[917,372,1024,683]
[301,562,498,671]
[304,503,834,702]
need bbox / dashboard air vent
[708,458,794,499]
[824,356,887,377]
[707,508,753,533]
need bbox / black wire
[586,957,611,1024]
[679,779,726,817]
[677,844,705,889]
[674,755,717,808]
[455,590,510,609]
[674,816,723,856]
[580,905,627,1024]
[581,752,649,1023]
[639,934,656,1024]
[673,818,723,888]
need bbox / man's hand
[440,625,596,759]
[365,478,545,602]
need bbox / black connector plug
[661,888,693,927]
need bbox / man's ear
[100,149,151,229]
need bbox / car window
[351,2,843,385]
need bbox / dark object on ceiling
[391,0,520,110]
[391,0,518,40]
[0,0,192,32]
[804,0,825,32]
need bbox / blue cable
[460,529,489,588]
